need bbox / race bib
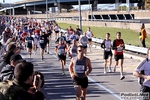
[117,47,123,52]
[40,40,44,43]
[59,49,65,54]
[75,65,85,73]
[28,40,32,43]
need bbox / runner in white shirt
[32,32,39,55]
[86,27,93,52]
[54,24,60,39]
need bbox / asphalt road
[21,40,144,100]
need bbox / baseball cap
[10,54,24,62]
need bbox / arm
[122,39,125,49]
[112,40,116,50]
[69,58,75,79]
[101,40,105,49]
[85,58,92,76]
[133,59,148,79]
[54,46,58,55]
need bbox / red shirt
[113,39,124,55]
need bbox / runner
[79,32,88,56]
[39,32,47,61]
[101,33,113,74]
[86,27,93,52]
[133,47,150,99]
[25,33,34,58]
[70,30,79,43]
[21,30,28,50]
[45,27,52,54]
[69,44,92,100]
[68,39,78,59]
[54,24,60,39]
[112,32,125,80]
[55,38,67,75]
[32,32,39,55]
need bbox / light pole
[10,0,11,15]
[46,0,48,21]
[34,0,35,14]
[78,0,82,30]
[126,0,130,12]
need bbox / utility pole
[78,0,82,30]
[46,0,48,21]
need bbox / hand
[146,76,150,81]
[85,71,90,76]
[71,73,75,79]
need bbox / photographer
[28,71,45,100]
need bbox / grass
[58,22,150,47]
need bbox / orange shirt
[141,28,147,40]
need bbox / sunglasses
[78,50,82,52]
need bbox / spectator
[0,42,5,62]
[140,23,147,47]
[1,27,12,44]
[0,43,17,72]
[0,62,34,100]
[0,54,25,81]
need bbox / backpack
[0,80,23,100]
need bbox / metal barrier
[59,29,148,55]
[91,37,147,55]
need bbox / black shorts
[114,54,124,61]
[83,45,87,49]
[46,40,49,44]
[88,38,92,42]
[58,55,66,61]
[26,43,32,49]
[66,40,71,44]
[73,76,88,88]
[39,44,46,50]
[55,31,59,33]
[104,51,112,59]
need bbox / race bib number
[28,40,32,43]
[40,40,44,43]
[75,65,85,73]
[117,47,123,52]
[59,49,65,54]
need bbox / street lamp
[78,0,82,30]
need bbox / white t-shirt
[135,59,150,87]
[86,31,92,39]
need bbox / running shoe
[62,72,65,75]
[120,76,125,80]
[104,69,107,74]
[113,67,116,72]
[108,68,112,72]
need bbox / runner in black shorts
[55,38,67,75]
[25,33,34,58]
[112,32,125,80]
[101,33,113,74]
[39,32,47,61]
[69,44,92,100]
